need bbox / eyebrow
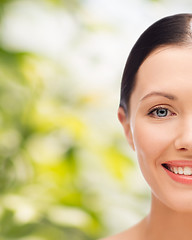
[140,91,177,102]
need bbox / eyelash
[147,106,175,118]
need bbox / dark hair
[120,13,192,115]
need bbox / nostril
[180,148,187,151]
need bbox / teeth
[169,166,192,175]
[173,167,178,174]
[178,167,183,174]
[184,167,192,175]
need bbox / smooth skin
[102,46,192,240]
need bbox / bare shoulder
[99,218,147,240]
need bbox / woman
[103,13,192,240]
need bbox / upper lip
[162,160,192,167]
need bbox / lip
[162,160,192,184]
[163,160,192,167]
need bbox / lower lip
[163,166,192,184]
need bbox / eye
[148,107,174,118]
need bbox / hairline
[123,41,192,118]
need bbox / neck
[144,194,192,240]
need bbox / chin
[170,201,192,213]
[159,193,192,213]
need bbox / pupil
[157,109,167,117]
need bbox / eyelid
[147,105,176,118]
[148,104,173,113]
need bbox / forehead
[135,45,192,92]
[129,45,192,115]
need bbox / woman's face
[118,46,192,212]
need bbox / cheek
[133,122,168,160]
[132,120,176,178]
[131,119,192,212]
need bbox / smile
[163,164,192,175]
[162,161,192,184]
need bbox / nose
[174,119,192,152]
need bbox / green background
[0,0,190,239]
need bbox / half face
[119,46,192,212]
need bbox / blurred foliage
[0,0,151,239]
[44,0,84,9]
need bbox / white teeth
[184,167,192,176]
[178,167,183,174]
[173,167,178,174]
[170,166,192,175]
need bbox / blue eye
[156,108,168,117]
[148,107,169,118]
